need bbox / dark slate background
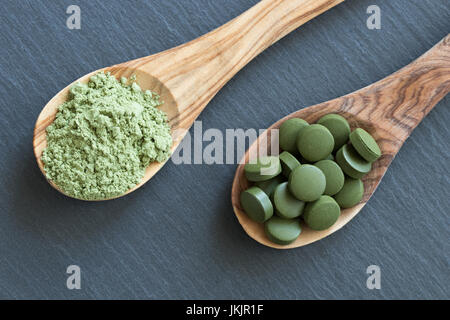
[0,0,448,299]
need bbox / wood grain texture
[33,0,344,200]
[232,34,450,249]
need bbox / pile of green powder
[42,72,172,200]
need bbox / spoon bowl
[33,0,344,200]
[33,64,181,200]
[232,105,383,249]
[232,35,450,248]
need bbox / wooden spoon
[232,34,450,248]
[33,0,343,200]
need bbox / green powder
[42,72,172,200]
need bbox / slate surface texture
[0,0,448,299]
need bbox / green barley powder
[42,72,172,200]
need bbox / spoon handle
[133,0,344,120]
[349,34,450,143]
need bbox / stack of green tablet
[240,114,381,245]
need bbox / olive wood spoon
[33,0,343,200]
[231,34,450,248]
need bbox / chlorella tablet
[334,177,364,208]
[255,175,285,198]
[244,156,281,182]
[273,182,305,219]
[303,195,341,231]
[288,164,326,202]
[314,160,345,196]
[297,124,334,162]
[240,187,273,223]
[335,144,371,179]
[349,128,381,162]
[264,216,302,245]
[317,114,351,152]
[279,151,301,178]
[279,118,309,154]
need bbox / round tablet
[273,182,305,219]
[279,151,301,178]
[288,164,326,202]
[303,195,341,230]
[334,177,364,208]
[317,114,351,152]
[244,156,281,182]
[297,124,334,162]
[326,153,334,161]
[314,160,345,196]
[279,118,309,154]
[335,144,371,179]
[264,216,302,245]
[240,187,273,223]
[255,175,285,198]
[349,128,381,162]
